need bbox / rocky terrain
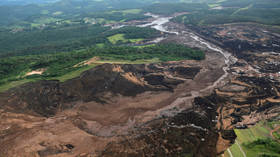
[0,14,280,157]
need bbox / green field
[224,121,280,157]
[108,33,143,44]
[53,64,98,82]
[108,34,127,44]
[0,79,38,92]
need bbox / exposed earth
[0,13,280,157]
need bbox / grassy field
[122,9,142,14]
[0,79,38,92]
[107,33,143,44]
[224,121,280,157]
[225,142,244,157]
[53,64,98,82]
[108,34,127,44]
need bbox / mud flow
[0,14,279,157]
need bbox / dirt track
[270,126,280,142]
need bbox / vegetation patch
[225,121,280,157]
[0,43,204,92]
[144,3,209,15]
[108,34,126,44]
[243,138,280,157]
[112,9,142,14]
[0,26,159,57]
[172,7,280,26]
[108,34,143,44]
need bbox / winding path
[236,140,247,157]
[270,126,280,142]
[227,149,234,157]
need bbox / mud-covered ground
[0,54,226,156]
[0,14,280,157]
[169,21,280,154]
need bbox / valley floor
[0,13,280,157]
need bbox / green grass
[129,38,143,43]
[229,142,244,157]
[31,23,41,28]
[268,121,280,129]
[107,33,143,44]
[111,9,142,14]
[108,34,127,44]
[54,58,159,80]
[225,121,280,157]
[208,4,220,8]
[95,58,160,64]
[122,9,142,14]
[273,132,280,140]
[0,79,38,92]
[235,122,270,144]
[53,64,98,82]
[224,149,232,157]
[95,43,105,48]
[133,44,156,48]
[244,139,280,157]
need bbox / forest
[172,1,280,26]
[0,26,161,57]
[143,3,209,15]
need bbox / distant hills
[0,0,220,6]
[0,0,59,6]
